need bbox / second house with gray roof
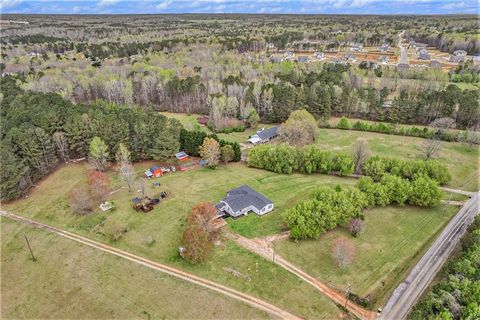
[216,185,274,218]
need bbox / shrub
[69,186,93,215]
[337,117,351,129]
[364,157,386,182]
[331,153,354,176]
[103,219,128,241]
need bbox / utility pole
[24,234,36,261]
[344,284,351,309]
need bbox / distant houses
[449,50,467,63]
[216,185,274,218]
[349,43,363,52]
[344,53,357,62]
[314,51,325,60]
[379,44,390,52]
[418,49,431,60]
[296,55,309,63]
[248,127,278,145]
[378,55,390,64]
[429,60,442,69]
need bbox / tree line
[247,144,451,185]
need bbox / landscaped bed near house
[274,205,458,309]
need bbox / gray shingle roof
[257,127,278,140]
[222,185,273,213]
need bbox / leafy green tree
[278,109,318,146]
[246,108,260,128]
[381,174,411,206]
[409,175,442,207]
[89,136,109,171]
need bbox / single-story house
[418,52,430,60]
[379,44,390,52]
[248,127,278,144]
[216,185,274,218]
[314,51,325,60]
[429,60,442,69]
[378,55,389,64]
[418,49,430,60]
[296,56,309,63]
[449,55,465,63]
[270,55,283,63]
[344,53,357,62]
[175,151,189,161]
[453,50,467,57]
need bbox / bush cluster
[364,155,451,185]
[357,175,442,208]
[248,144,354,176]
[334,117,461,143]
[284,186,366,240]
[285,174,442,240]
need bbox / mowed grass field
[2,162,342,319]
[274,205,458,308]
[160,112,479,191]
[315,128,479,191]
[1,218,270,320]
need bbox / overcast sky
[0,0,478,15]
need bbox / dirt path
[0,210,301,320]
[225,231,376,320]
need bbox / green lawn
[2,162,342,319]
[315,128,479,191]
[1,218,271,320]
[274,205,458,308]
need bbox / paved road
[0,210,301,320]
[227,232,376,320]
[380,192,479,320]
[398,30,408,65]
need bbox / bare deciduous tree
[348,218,365,237]
[352,139,371,174]
[331,237,355,268]
[115,143,136,192]
[52,131,70,162]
